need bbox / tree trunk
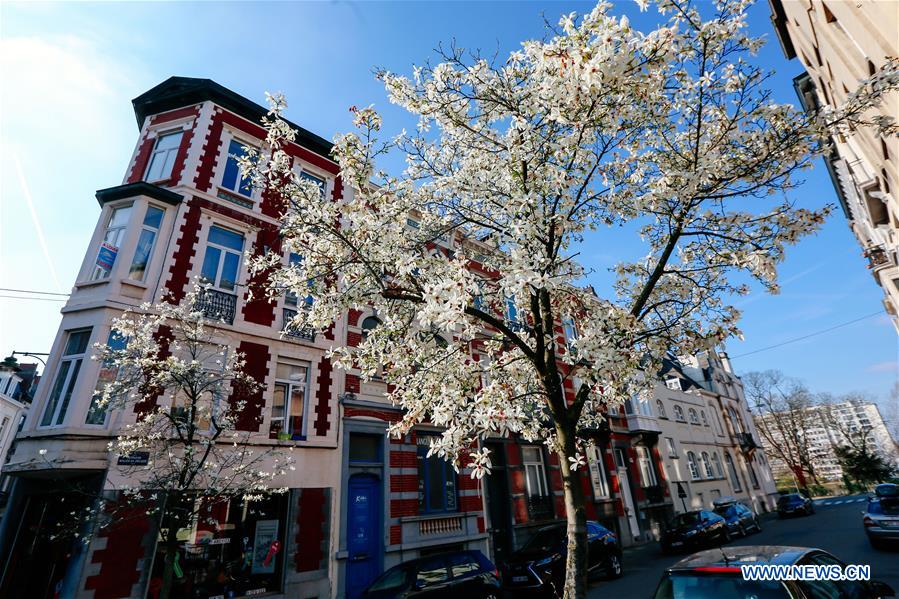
[159,532,180,599]
[556,429,588,599]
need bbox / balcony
[865,247,895,271]
[399,512,484,549]
[526,494,555,521]
[282,308,315,342]
[643,485,669,505]
[626,413,662,435]
[735,432,758,453]
[195,288,237,325]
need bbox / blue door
[346,474,381,598]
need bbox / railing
[196,289,237,325]
[735,432,758,452]
[865,247,893,269]
[419,515,463,536]
[526,494,554,520]
[643,485,667,505]
[283,308,315,342]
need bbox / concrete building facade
[770,0,899,331]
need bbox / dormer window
[144,130,183,182]
[665,377,681,391]
[222,139,254,197]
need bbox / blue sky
[0,1,895,406]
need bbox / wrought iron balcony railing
[735,432,758,453]
[526,493,554,520]
[283,308,316,342]
[195,288,237,325]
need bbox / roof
[668,546,814,571]
[132,76,333,159]
[95,182,184,207]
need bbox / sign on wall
[251,519,280,574]
[95,242,119,272]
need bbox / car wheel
[606,553,623,580]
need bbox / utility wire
[0,287,70,297]
[0,294,66,302]
[731,311,884,359]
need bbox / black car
[712,499,762,537]
[864,483,899,550]
[362,550,501,598]
[777,493,815,517]
[660,511,730,554]
[501,521,623,596]
[653,545,895,599]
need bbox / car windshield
[868,500,899,516]
[714,506,737,518]
[367,565,413,592]
[778,495,802,505]
[654,574,791,599]
[671,513,701,527]
[521,527,564,553]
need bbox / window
[417,435,457,514]
[686,451,700,480]
[221,139,254,197]
[746,457,760,489]
[665,378,681,391]
[91,205,133,280]
[200,226,245,291]
[85,330,128,425]
[725,452,742,492]
[636,446,657,487]
[728,407,745,434]
[299,171,326,197]
[269,361,309,440]
[700,452,714,479]
[446,553,480,579]
[284,253,312,308]
[562,318,577,353]
[665,437,677,458]
[522,445,552,517]
[673,405,685,422]
[656,399,667,419]
[688,408,700,425]
[415,555,450,588]
[348,433,382,463]
[144,130,183,182]
[587,445,610,498]
[711,406,724,435]
[711,453,724,478]
[128,205,165,281]
[41,329,92,427]
[505,295,520,327]
[700,410,709,427]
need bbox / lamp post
[2,351,49,368]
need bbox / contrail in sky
[14,155,63,291]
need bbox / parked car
[362,550,501,598]
[864,483,899,550]
[712,497,762,537]
[501,521,623,596]
[777,493,815,517]
[652,545,895,599]
[660,510,730,554]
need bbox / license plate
[671,541,683,547]
[884,520,899,527]
[513,576,529,583]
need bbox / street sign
[96,242,119,272]
[676,481,688,499]
[117,451,149,466]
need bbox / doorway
[614,448,640,542]
[483,442,513,564]
[346,473,381,599]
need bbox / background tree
[248,1,898,596]
[818,394,895,490]
[92,284,293,599]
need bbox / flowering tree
[93,284,292,599]
[248,1,897,596]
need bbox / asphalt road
[587,494,899,598]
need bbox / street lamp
[2,351,49,368]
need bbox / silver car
[863,483,899,550]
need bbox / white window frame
[665,437,677,457]
[665,378,681,390]
[587,445,610,499]
[687,451,700,480]
[40,329,92,428]
[128,204,165,282]
[144,129,184,182]
[700,451,714,479]
[673,405,685,422]
[91,204,134,281]
[712,453,724,478]
[522,446,549,498]
[218,133,259,199]
[656,399,667,419]
[636,446,657,487]
[270,360,310,439]
[200,225,245,292]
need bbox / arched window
[656,399,667,419]
[711,453,723,478]
[361,315,381,337]
[728,407,745,434]
[725,452,742,492]
[688,408,700,425]
[673,405,685,422]
[687,452,700,480]
[710,405,724,435]
[700,452,714,479]
[700,410,709,427]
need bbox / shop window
[40,329,92,427]
[417,435,458,514]
[128,205,165,281]
[349,433,382,464]
[151,493,288,598]
[145,130,183,182]
[85,330,127,425]
[269,361,309,440]
[92,204,133,280]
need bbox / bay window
[269,361,309,440]
[144,130,183,182]
[128,205,165,281]
[91,205,133,280]
[221,139,254,197]
[85,330,127,425]
[417,435,457,514]
[41,329,92,427]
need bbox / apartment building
[769,0,899,331]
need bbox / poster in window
[96,242,119,272]
[251,519,280,574]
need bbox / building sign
[95,242,119,272]
[117,451,149,466]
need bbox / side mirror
[871,580,895,597]
[414,579,427,591]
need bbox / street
[588,495,899,598]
